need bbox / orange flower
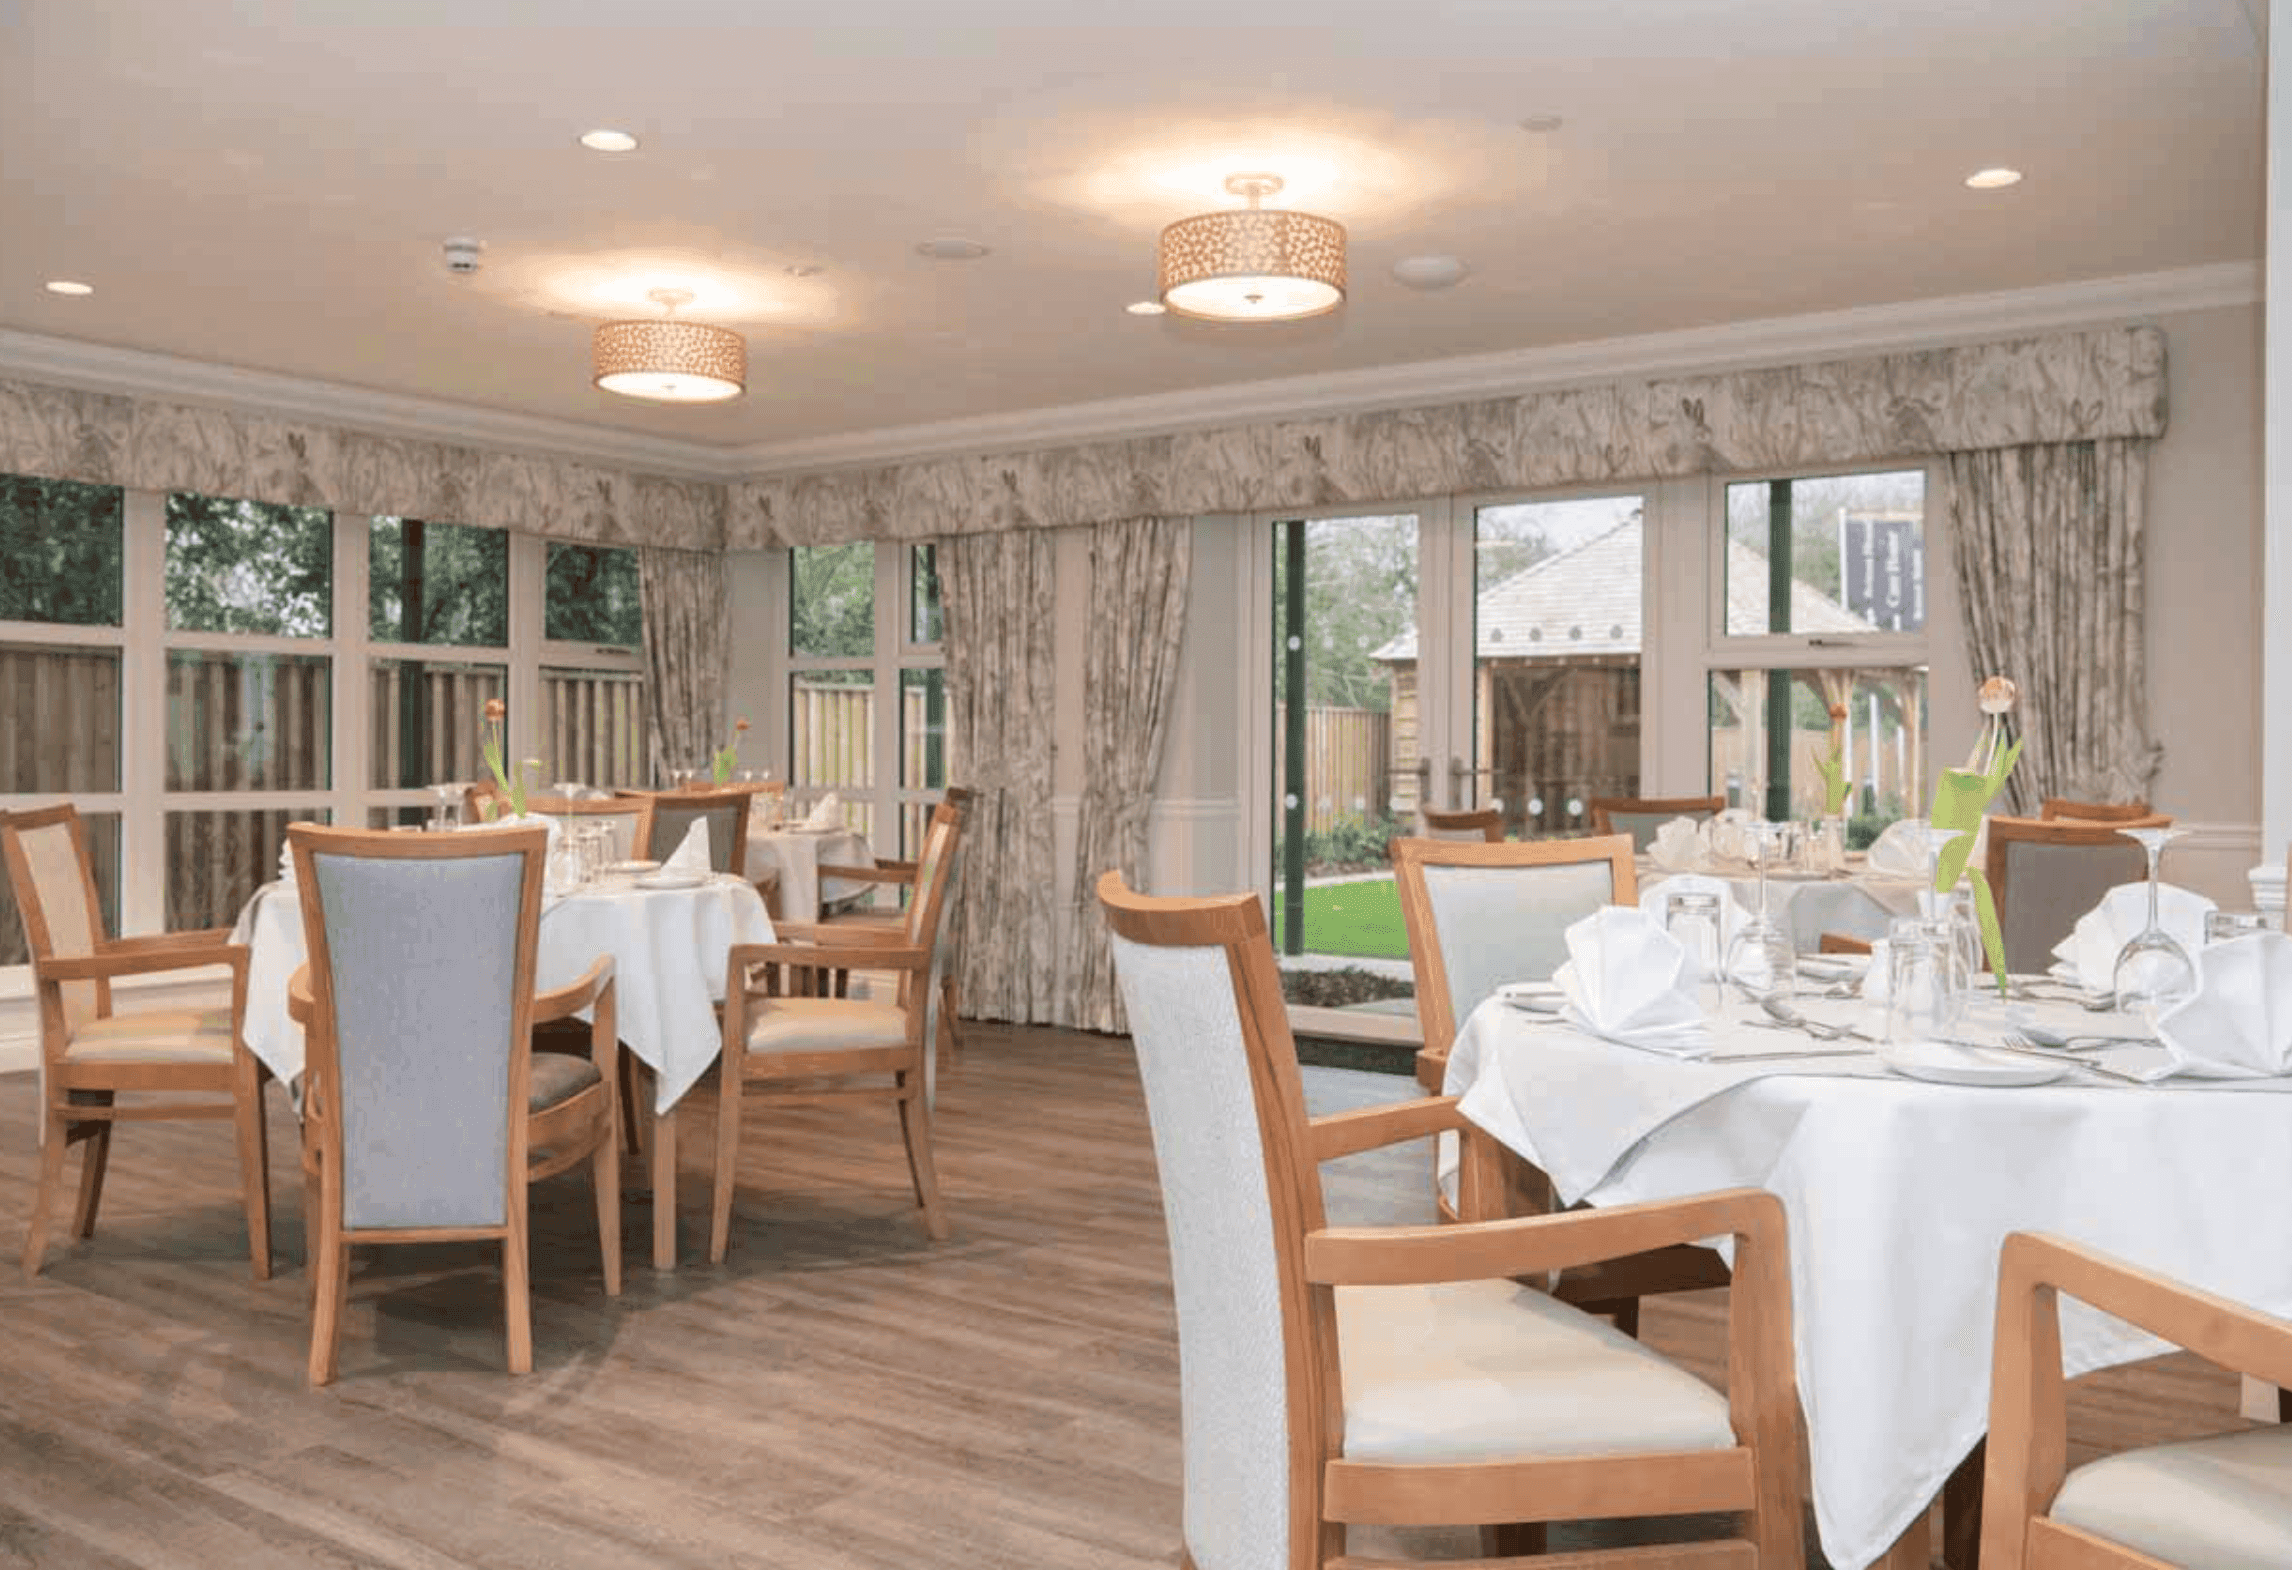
[734,717,751,734]
[484,697,506,722]
[1827,703,1848,722]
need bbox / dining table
[1639,851,1927,951]
[745,822,877,922]
[1442,980,2292,1570]
[232,863,774,1269]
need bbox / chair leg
[593,1106,622,1300]
[503,1196,532,1375]
[935,976,960,1072]
[709,1058,744,1264]
[616,1050,646,1159]
[307,1237,348,1388]
[232,1059,273,1280]
[897,1077,950,1242]
[72,1119,113,1240]
[21,1110,70,1276]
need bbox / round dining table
[1639,852,1927,950]
[744,824,877,922]
[1443,987,2292,1570]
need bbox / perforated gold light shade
[591,319,747,403]
[1156,208,1347,322]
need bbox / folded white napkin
[2153,930,2292,1079]
[664,818,712,874]
[1647,816,1708,873]
[803,791,845,832]
[1865,818,1932,879]
[1553,906,1713,1058]
[2052,882,2216,993]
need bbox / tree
[0,477,123,626]
[790,542,873,658]
[545,544,643,647]
[370,517,509,645]
[163,493,331,635]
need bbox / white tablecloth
[1642,858,1926,951]
[1446,995,2292,1570]
[745,827,874,922]
[232,872,773,1113]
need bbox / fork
[1995,1033,2153,1085]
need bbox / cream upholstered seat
[2,802,274,1279]
[1337,1279,1735,1465]
[66,1007,237,1062]
[2047,1427,2292,1568]
[744,999,908,1055]
[1099,870,1803,1569]
[1982,1232,2292,1570]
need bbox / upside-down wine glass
[1724,821,1797,1002]
[2111,824,2194,1024]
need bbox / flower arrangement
[1811,702,1853,817]
[1932,676,2021,995]
[711,716,751,786]
[478,697,537,820]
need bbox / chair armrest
[1303,1187,1784,1288]
[1999,1232,2292,1390]
[101,927,235,955]
[1309,1095,1467,1162]
[288,965,313,1028]
[533,956,614,1024]
[729,940,929,976]
[816,863,910,885]
[775,920,907,948]
[37,941,248,982]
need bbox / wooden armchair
[1982,1232,2292,1569]
[710,797,966,1258]
[285,825,620,1384]
[811,786,973,1060]
[1985,814,2173,975]
[2039,797,2156,824]
[1100,872,1803,1569]
[1589,794,1727,852]
[1419,807,1504,843]
[2,803,274,1278]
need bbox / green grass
[1269,875,1409,961]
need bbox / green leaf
[1933,829,1978,892]
[1967,868,2011,996]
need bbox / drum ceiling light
[591,287,746,403]
[1156,172,1347,322]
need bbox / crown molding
[0,261,2257,487]
[0,330,737,481]
[734,261,2261,476]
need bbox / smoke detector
[442,236,485,275]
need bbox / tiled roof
[1374,516,1872,662]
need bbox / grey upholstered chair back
[4,814,102,1037]
[1110,931,1290,1570]
[647,802,740,873]
[1424,859,1618,1025]
[307,846,531,1231]
[2000,840,2148,975]
[1605,808,1712,853]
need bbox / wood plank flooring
[0,1025,2256,1569]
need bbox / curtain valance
[0,377,723,549]
[726,324,2166,547]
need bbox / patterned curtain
[941,527,1059,1024]
[1943,439,2160,809]
[635,546,729,790]
[1066,518,1191,1032]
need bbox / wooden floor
[0,1024,2255,1569]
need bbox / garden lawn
[1270,875,1410,962]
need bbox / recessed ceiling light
[1125,299,1168,316]
[1965,167,2023,190]
[44,279,93,296]
[1391,255,1471,291]
[783,263,826,278]
[915,238,992,261]
[1518,114,1565,134]
[579,128,639,153]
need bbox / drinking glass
[426,781,467,831]
[1724,822,1798,1001]
[1887,916,1964,1046]
[2111,826,2194,1022]
[2204,910,2272,945]
[1663,890,1726,1018]
[666,766,697,792]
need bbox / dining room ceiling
[0,0,2265,461]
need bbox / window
[1707,468,1931,840]
[0,473,648,959]
[785,542,947,851]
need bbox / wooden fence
[1274,705,1393,835]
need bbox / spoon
[1750,993,1871,1041]
[2016,1022,2149,1051]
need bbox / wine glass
[426,781,467,831]
[666,766,697,792]
[2112,825,2194,1022]
[1725,822,1798,1001]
